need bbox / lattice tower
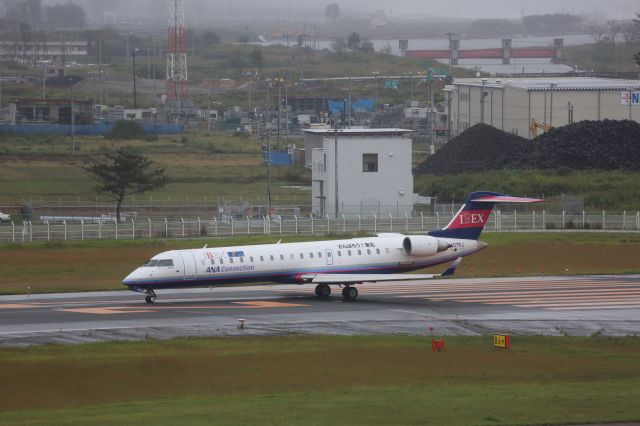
[166,0,188,102]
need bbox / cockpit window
[142,259,159,267]
[156,259,174,267]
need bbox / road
[1,275,639,346]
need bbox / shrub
[104,120,146,140]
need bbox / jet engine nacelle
[402,235,450,257]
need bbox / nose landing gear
[144,289,157,304]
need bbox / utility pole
[549,82,556,126]
[347,75,352,128]
[42,61,46,100]
[132,48,138,109]
[446,32,455,79]
[334,108,339,218]
[207,71,212,135]
[480,78,487,124]
[266,133,272,217]
[70,79,75,155]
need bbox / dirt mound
[414,120,640,175]
[413,124,531,175]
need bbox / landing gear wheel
[342,286,358,301]
[144,289,157,304]
[315,284,331,298]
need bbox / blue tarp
[263,151,292,166]
[327,98,374,114]
[0,123,184,136]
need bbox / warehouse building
[303,128,413,218]
[447,77,640,139]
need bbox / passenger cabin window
[309,253,314,258]
[337,251,342,257]
[239,257,244,263]
[280,254,284,261]
[220,258,224,264]
[348,250,352,256]
[376,248,381,254]
[157,259,174,267]
[300,253,304,259]
[358,250,362,255]
[270,255,274,261]
[210,259,215,265]
[260,256,264,262]
[362,153,378,172]
[367,249,371,255]
[250,256,254,262]
[386,248,390,254]
[229,258,234,264]
[290,254,294,260]
[318,252,322,258]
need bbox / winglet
[441,257,462,277]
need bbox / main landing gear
[315,284,331,298]
[144,289,157,304]
[314,284,358,301]
[342,286,358,301]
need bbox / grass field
[0,232,639,295]
[0,335,639,425]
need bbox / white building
[303,128,413,218]
[448,77,640,139]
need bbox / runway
[1,275,639,346]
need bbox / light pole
[207,72,212,135]
[70,78,75,155]
[132,48,139,109]
[446,32,455,79]
[443,86,453,143]
[549,82,557,126]
[480,78,487,124]
[372,71,379,112]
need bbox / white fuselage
[122,234,484,291]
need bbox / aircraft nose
[122,269,141,286]
[477,240,488,250]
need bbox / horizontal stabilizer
[472,195,543,203]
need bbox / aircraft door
[179,252,198,281]
[325,249,334,266]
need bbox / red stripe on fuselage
[447,209,491,229]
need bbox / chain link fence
[2,210,639,243]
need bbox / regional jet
[123,192,541,303]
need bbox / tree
[346,32,361,52]
[325,3,340,23]
[249,47,264,73]
[44,2,86,29]
[359,39,374,53]
[84,149,168,223]
[330,37,346,54]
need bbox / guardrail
[2,210,639,243]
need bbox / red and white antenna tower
[166,0,188,107]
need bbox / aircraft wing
[300,258,462,284]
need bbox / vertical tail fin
[429,191,542,240]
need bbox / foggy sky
[43,0,638,22]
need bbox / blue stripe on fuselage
[123,253,466,291]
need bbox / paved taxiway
[1,275,639,346]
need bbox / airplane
[123,191,541,304]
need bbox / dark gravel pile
[414,120,640,175]
[413,124,531,175]
[529,119,640,170]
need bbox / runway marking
[57,301,309,315]
[59,307,156,315]
[276,278,640,311]
[0,304,33,309]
